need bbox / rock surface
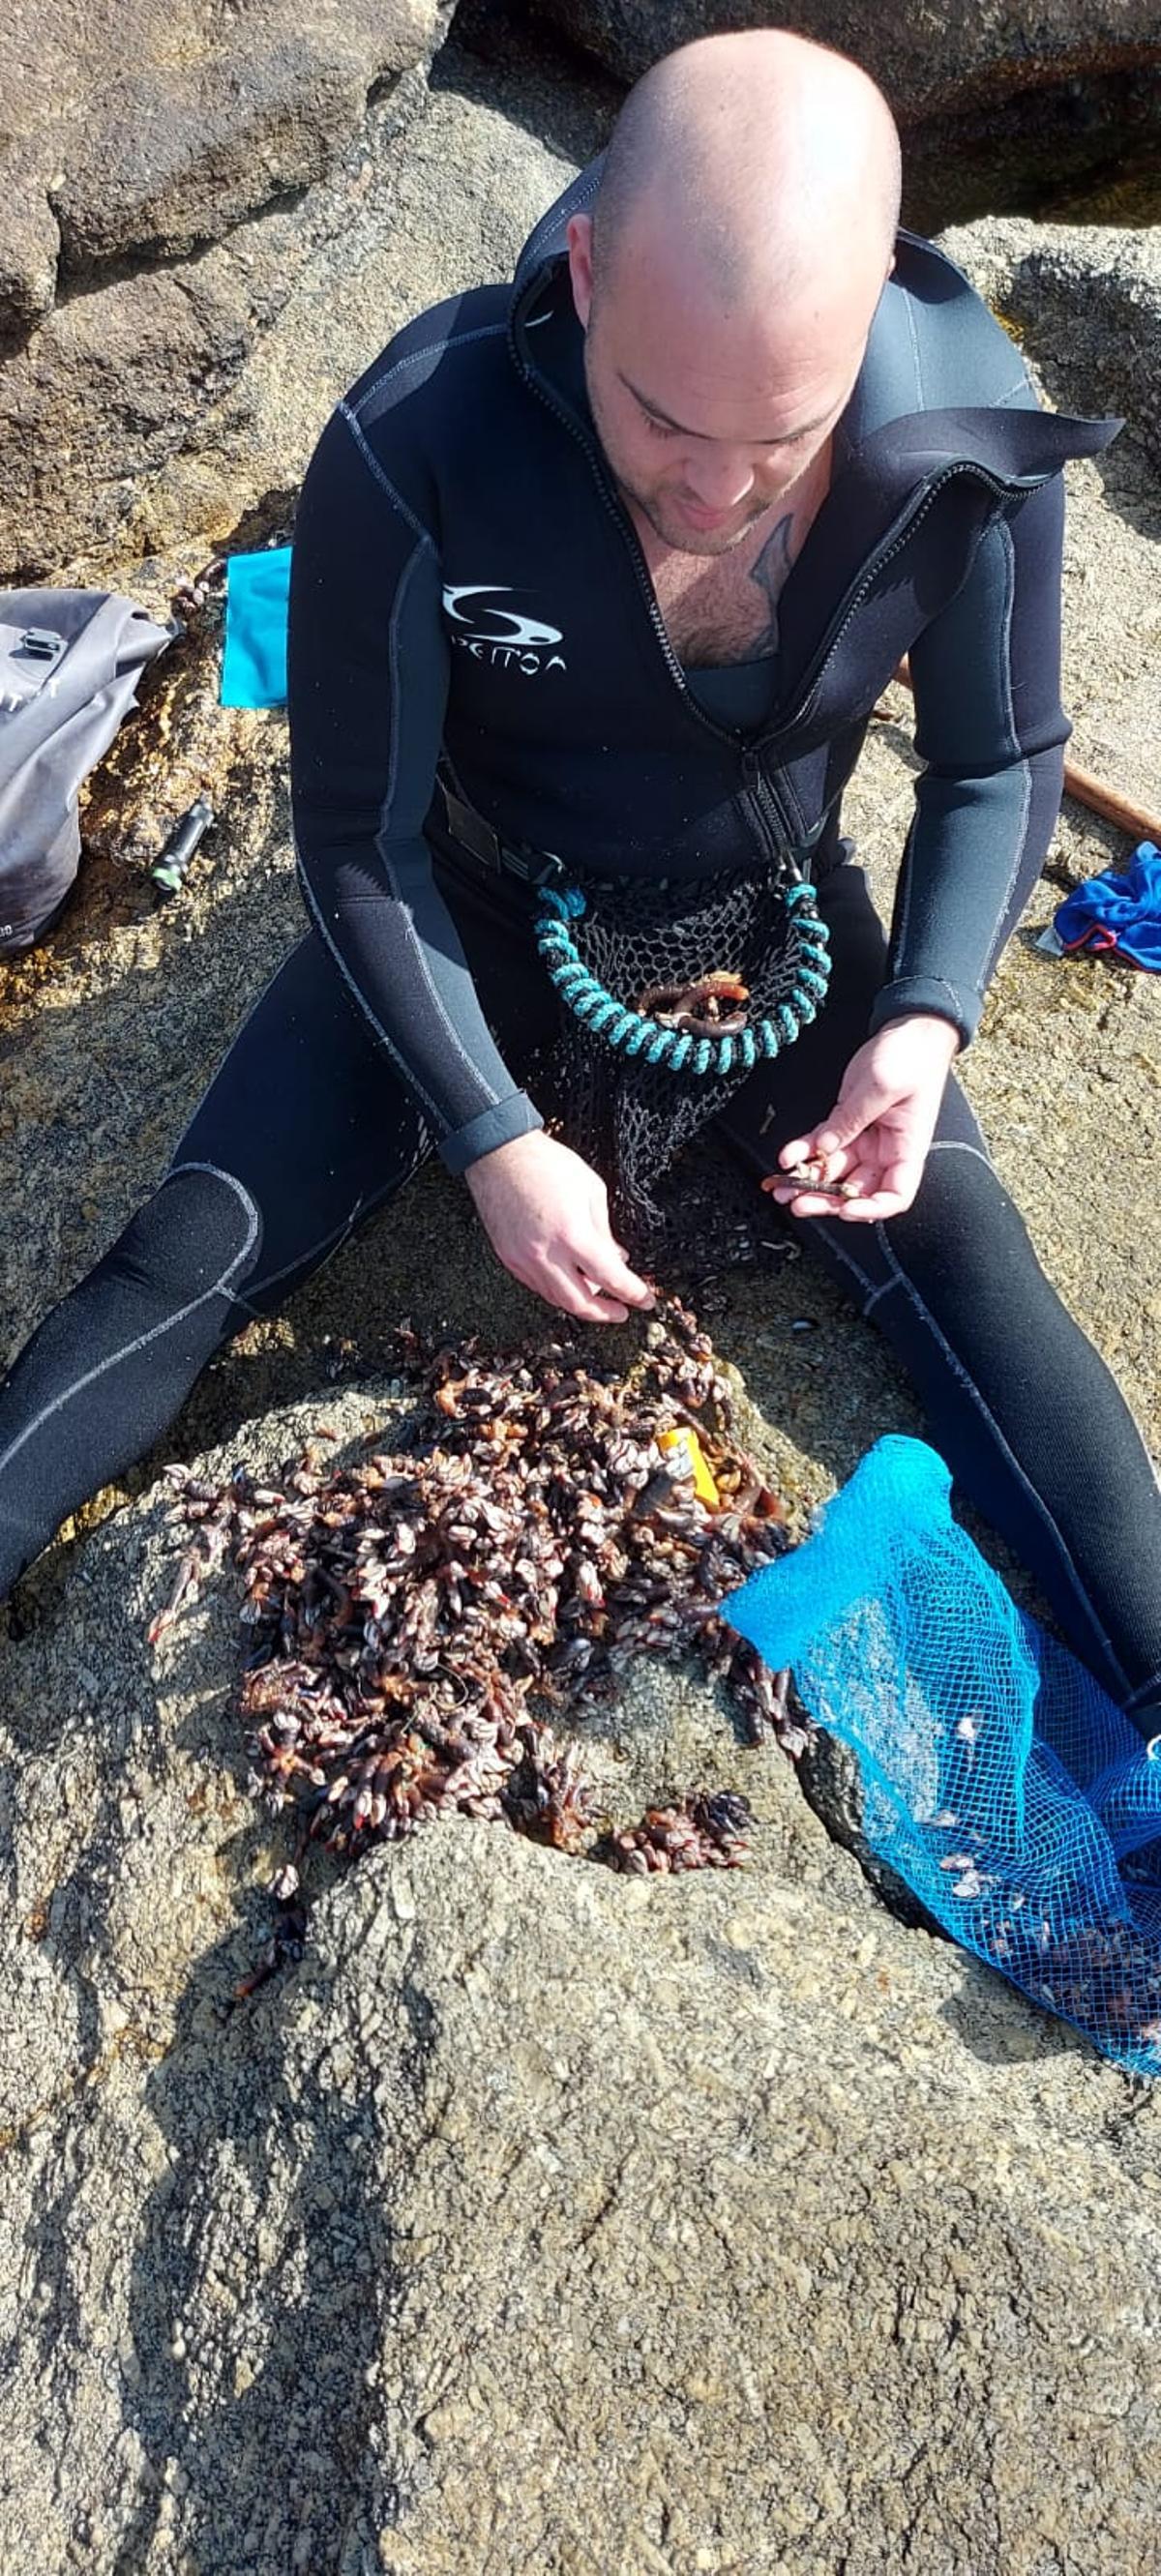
[0,44,1160,2564]
[2,1382,1161,2576]
[0,46,604,578]
[509,0,1161,119]
[0,0,459,576]
[1,0,451,334]
[938,215,1161,472]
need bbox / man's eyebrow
[618,370,830,444]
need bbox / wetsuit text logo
[442,585,567,676]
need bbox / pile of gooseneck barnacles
[150,1294,808,2000]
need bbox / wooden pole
[878,658,1161,846]
[1055,757,1161,847]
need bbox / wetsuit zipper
[746,459,1033,860]
[739,750,797,874]
[755,459,1034,755]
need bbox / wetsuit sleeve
[286,402,544,1174]
[867,470,1069,1050]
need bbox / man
[0,31,1158,1736]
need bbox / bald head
[565,32,900,558]
[591,29,901,316]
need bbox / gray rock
[0,49,594,580]
[0,1380,1159,2573]
[0,0,460,577]
[796,1719,946,1937]
[0,144,60,341]
[511,0,1160,125]
[937,214,1161,471]
[0,0,452,337]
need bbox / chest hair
[637,453,831,666]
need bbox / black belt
[432,775,564,889]
[432,771,838,891]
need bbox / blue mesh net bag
[722,1436,1161,2076]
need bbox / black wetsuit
[1,161,1159,1732]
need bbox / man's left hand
[761,1013,962,1223]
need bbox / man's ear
[566,210,595,332]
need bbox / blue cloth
[1053,840,1161,969]
[720,1435,1161,2076]
[220,546,292,709]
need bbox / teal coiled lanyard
[532,868,832,1075]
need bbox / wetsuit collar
[508,154,1122,492]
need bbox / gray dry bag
[0,588,176,954]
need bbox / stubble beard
[583,327,770,558]
[629,483,770,556]
[599,437,773,558]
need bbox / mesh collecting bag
[524,855,831,1282]
[722,1435,1161,2078]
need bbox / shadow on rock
[107,1933,413,2575]
[938,1963,1103,2070]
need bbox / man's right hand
[463,1130,656,1323]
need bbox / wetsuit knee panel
[141,1161,263,1303]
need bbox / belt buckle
[440,784,502,873]
[438,780,562,891]
[506,844,563,890]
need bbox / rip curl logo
[442,584,567,676]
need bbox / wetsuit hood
[508,151,1121,488]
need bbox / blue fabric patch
[1054,840,1161,971]
[220,545,292,709]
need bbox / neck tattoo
[746,513,795,657]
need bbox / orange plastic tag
[656,1425,721,1508]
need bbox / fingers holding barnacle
[760,1143,864,1212]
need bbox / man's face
[568,212,886,557]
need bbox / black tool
[149,794,215,898]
